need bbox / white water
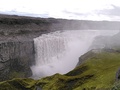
[31,30,119,79]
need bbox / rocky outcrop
[0,40,35,81]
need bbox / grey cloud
[96,5,120,16]
[63,10,89,16]
[0,10,49,18]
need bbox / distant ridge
[0,13,119,40]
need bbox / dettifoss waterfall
[31,30,119,79]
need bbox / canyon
[0,14,120,90]
[0,14,120,81]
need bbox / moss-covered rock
[0,78,37,90]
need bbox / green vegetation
[0,50,120,90]
[8,71,25,80]
[37,50,120,90]
[0,78,36,90]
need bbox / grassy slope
[75,51,120,90]
[0,50,120,90]
[37,51,120,90]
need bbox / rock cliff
[0,40,35,81]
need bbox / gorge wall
[0,40,35,81]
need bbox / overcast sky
[0,0,120,21]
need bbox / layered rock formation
[0,40,35,81]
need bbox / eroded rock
[0,40,35,81]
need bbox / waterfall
[34,31,68,65]
[31,30,119,79]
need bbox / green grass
[74,51,120,90]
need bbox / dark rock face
[0,40,35,81]
[116,68,120,81]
